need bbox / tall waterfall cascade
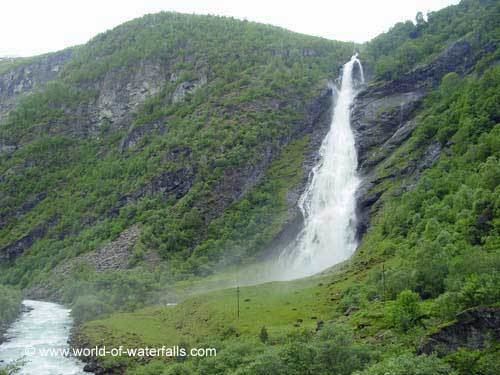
[279,54,364,279]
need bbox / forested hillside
[0,0,498,374]
[0,13,353,292]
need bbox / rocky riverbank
[0,287,24,346]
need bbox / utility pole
[382,263,386,303]
[236,285,240,320]
[235,272,240,320]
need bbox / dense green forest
[364,0,499,79]
[0,0,498,374]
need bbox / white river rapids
[0,300,85,375]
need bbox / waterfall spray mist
[278,54,364,280]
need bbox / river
[0,300,85,375]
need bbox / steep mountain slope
[0,51,73,123]
[0,13,354,292]
[354,0,499,239]
[1,0,499,374]
[72,1,498,374]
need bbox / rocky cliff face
[420,307,500,355]
[263,86,335,257]
[0,37,484,269]
[265,40,484,257]
[0,57,209,147]
[0,50,73,122]
[352,40,481,238]
[70,61,206,137]
[0,80,334,264]
[0,50,73,155]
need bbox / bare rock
[172,74,207,103]
[352,40,481,238]
[120,122,167,152]
[0,216,57,262]
[420,307,500,356]
[55,225,159,275]
[0,49,73,122]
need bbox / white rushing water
[279,54,364,279]
[0,300,85,375]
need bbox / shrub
[457,273,500,309]
[445,348,500,375]
[164,364,193,375]
[312,323,373,375]
[259,326,268,343]
[279,342,316,375]
[389,290,423,332]
[339,285,366,312]
[0,285,22,327]
[384,267,417,300]
[432,292,462,320]
[128,360,170,375]
[194,340,263,375]
[354,352,457,375]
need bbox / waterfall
[279,54,364,279]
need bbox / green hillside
[79,1,499,373]
[77,60,500,375]
[1,0,499,374]
[0,13,353,289]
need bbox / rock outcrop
[352,40,482,237]
[264,85,335,257]
[120,122,167,151]
[0,216,57,262]
[420,307,500,355]
[76,60,171,136]
[55,225,159,274]
[0,49,73,122]
[172,74,207,103]
[1,54,207,142]
[87,65,206,138]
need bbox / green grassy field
[77,255,384,363]
[82,272,339,348]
